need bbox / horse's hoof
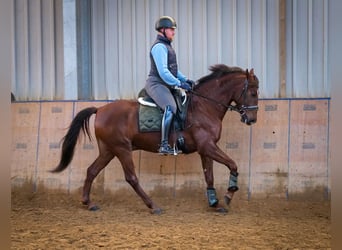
[215,207,228,213]
[151,208,163,215]
[81,200,89,206]
[88,204,100,211]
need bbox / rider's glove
[186,79,195,88]
[179,81,192,91]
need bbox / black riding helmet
[155,16,177,31]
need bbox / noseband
[190,78,259,116]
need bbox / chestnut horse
[51,64,259,214]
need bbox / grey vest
[148,35,178,80]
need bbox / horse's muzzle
[245,119,257,125]
[240,112,257,125]
[239,105,258,125]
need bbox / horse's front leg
[199,142,240,206]
[200,155,228,213]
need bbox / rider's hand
[179,81,192,91]
[186,79,195,88]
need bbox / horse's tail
[51,107,98,173]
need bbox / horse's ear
[247,68,255,80]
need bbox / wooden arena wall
[11,99,330,200]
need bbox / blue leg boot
[206,188,219,207]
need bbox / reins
[189,78,258,114]
[189,89,239,111]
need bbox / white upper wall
[11,0,331,100]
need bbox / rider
[145,16,195,155]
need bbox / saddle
[137,88,189,133]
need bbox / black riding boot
[158,105,175,155]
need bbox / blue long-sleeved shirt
[151,43,187,87]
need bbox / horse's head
[231,69,259,125]
[193,64,259,125]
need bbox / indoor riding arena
[10,1,333,249]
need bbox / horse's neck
[190,90,231,121]
[192,76,243,119]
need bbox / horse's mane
[197,64,245,85]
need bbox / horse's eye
[251,91,257,97]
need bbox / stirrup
[158,143,181,155]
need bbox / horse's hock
[11,99,330,200]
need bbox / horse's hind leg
[82,150,114,210]
[117,151,162,214]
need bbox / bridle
[234,78,259,116]
[189,78,259,116]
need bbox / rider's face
[164,28,175,41]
